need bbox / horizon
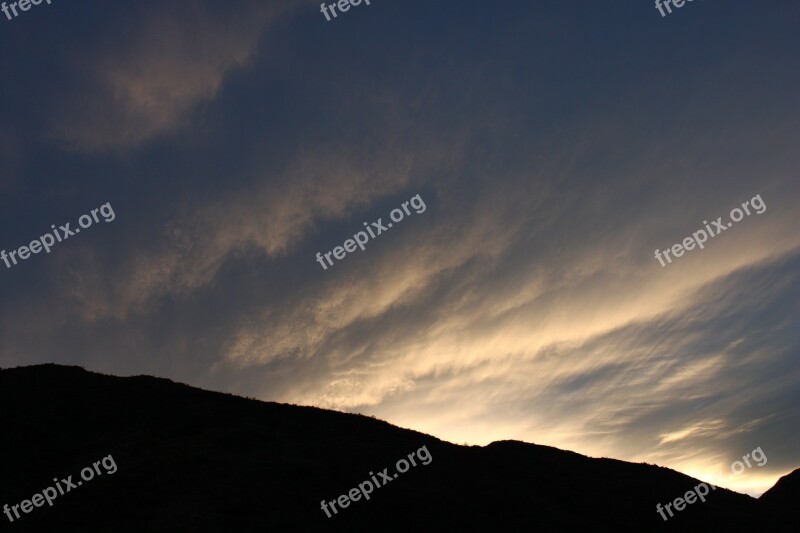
[1,0,798,503]
[1,361,791,498]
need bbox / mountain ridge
[0,364,796,531]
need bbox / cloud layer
[1,0,798,497]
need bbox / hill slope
[0,364,794,531]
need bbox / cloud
[56,122,461,321]
[0,130,21,192]
[314,250,799,495]
[1,0,798,500]
[50,0,311,153]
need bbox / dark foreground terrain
[0,365,797,531]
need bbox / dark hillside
[0,365,794,531]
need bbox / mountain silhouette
[760,469,800,525]
[0,364,795,531]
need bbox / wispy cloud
[1,0,798,499]
[49,0,311,153]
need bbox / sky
[1,0,798,497]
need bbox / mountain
[760,469,800,526]
[0,364,794,531]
